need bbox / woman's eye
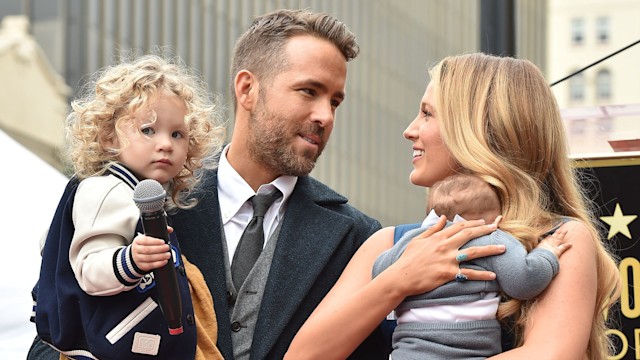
[141,127,155,135]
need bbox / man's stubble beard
[246,92,326,177]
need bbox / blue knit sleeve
[488,230,560,300]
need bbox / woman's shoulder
[366,226,396,249]
[556,219,599,258]
[542,217,593,242]
[557,218,592,238]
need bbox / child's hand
[131,233,171,272]
[536,229,572,258]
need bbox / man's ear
[235,70,258,111]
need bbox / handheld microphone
[133,179,183,335]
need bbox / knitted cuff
[113,245,145,286]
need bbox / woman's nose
[403,117,419,140]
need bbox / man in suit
[170,9,388,360]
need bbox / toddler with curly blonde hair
[32,54,225,360]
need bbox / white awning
[0,129,68,358]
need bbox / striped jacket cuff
[113,245,145,286]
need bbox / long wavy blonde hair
[430,53,621,359]
[65,54,226,210]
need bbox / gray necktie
[231,189,282,290]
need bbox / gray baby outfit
[372,212,560,360]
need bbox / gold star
[600,203,637,240]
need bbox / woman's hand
[389,215,505,297]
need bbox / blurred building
[0,15,70,169]
[0,0,547,226]
[548,0,640,156]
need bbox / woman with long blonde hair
[286,53,621,359]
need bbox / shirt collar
[217,144,297,223]
[421,209,466,228]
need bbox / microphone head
[133,179,166,213]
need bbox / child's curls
[65,53,226,210]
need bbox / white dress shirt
[217,145,297,264]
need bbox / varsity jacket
[32,163,197,360]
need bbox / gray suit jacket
[170,170,386,360]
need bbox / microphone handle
[140,210,184,335]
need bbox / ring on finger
[455,253,468,262]
[455,268,468,282]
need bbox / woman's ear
[235,70,258,111]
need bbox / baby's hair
[65,53,226,209]
[428,173,501,223]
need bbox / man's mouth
[301,135,319,145]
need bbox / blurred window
[596,69,612,100]
[596,17,610,44]
[569,72,585,102]
[571,18,585,45]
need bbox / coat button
[186,314,195,325]
[231,321,242,332]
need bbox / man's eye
[301,89,315,96]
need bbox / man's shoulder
[296,176,380,227]
[296,176,347,203]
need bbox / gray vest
[221,221,283,360]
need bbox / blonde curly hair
[65,53,226,210]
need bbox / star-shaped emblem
[600,203,637,240]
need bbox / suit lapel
[171,171,235,359]
[251,178,354,358]
[176,173,360,359]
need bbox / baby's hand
[536,229,572,258]
[131,234,171,272]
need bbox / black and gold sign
[577,157,640,360]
